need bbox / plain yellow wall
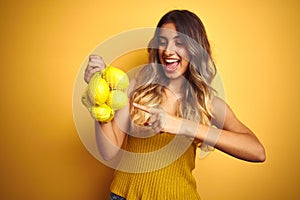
[1,0,299,199]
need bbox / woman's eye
[176,41,184,46]
[158,40,167,46]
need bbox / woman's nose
[164,43,176,55]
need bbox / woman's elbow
[100,151,119,161]
[101,153,114,161]
[99,147,123,161]
[253,144,266,162]
[258,145,266,162]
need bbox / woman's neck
[167,76,186,99]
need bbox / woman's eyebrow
[158,36,167,40]
[158,35,181,39]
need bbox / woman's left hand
[133,103,198,136]
[133,103,181,134]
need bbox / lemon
[101,65,129,90]
[106,90,128,110]
[91,104,114,122]
[83,65,129,122]
[87,72,110,105]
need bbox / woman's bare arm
[84,55,133,160]
[133,96,266,162]
[95,103,129,160]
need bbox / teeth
[165,59,179,63]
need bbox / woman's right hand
[84,55,106,83]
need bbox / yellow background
[1,0,299,199]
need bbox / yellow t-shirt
[110,131,201,200]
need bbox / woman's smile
[163,57,180,72]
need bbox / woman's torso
[110,131,201,200]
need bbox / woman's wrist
[164,116,199,138]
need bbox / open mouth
[164,58,180,72]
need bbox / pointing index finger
[133,103,153,113]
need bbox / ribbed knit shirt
[110,130,201,200]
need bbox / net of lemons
[81,65,129,122]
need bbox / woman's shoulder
[211,96,227,111]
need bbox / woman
[84,10,265,200]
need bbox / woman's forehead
[158,23,181,39]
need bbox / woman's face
[158,23,190,80]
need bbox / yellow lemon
[87,72,110,105]
[106,90,128,110]
[91,104,114,122]
[101,65,129,90]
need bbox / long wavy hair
[129,10,216,144]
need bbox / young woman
[84,10,265,200]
